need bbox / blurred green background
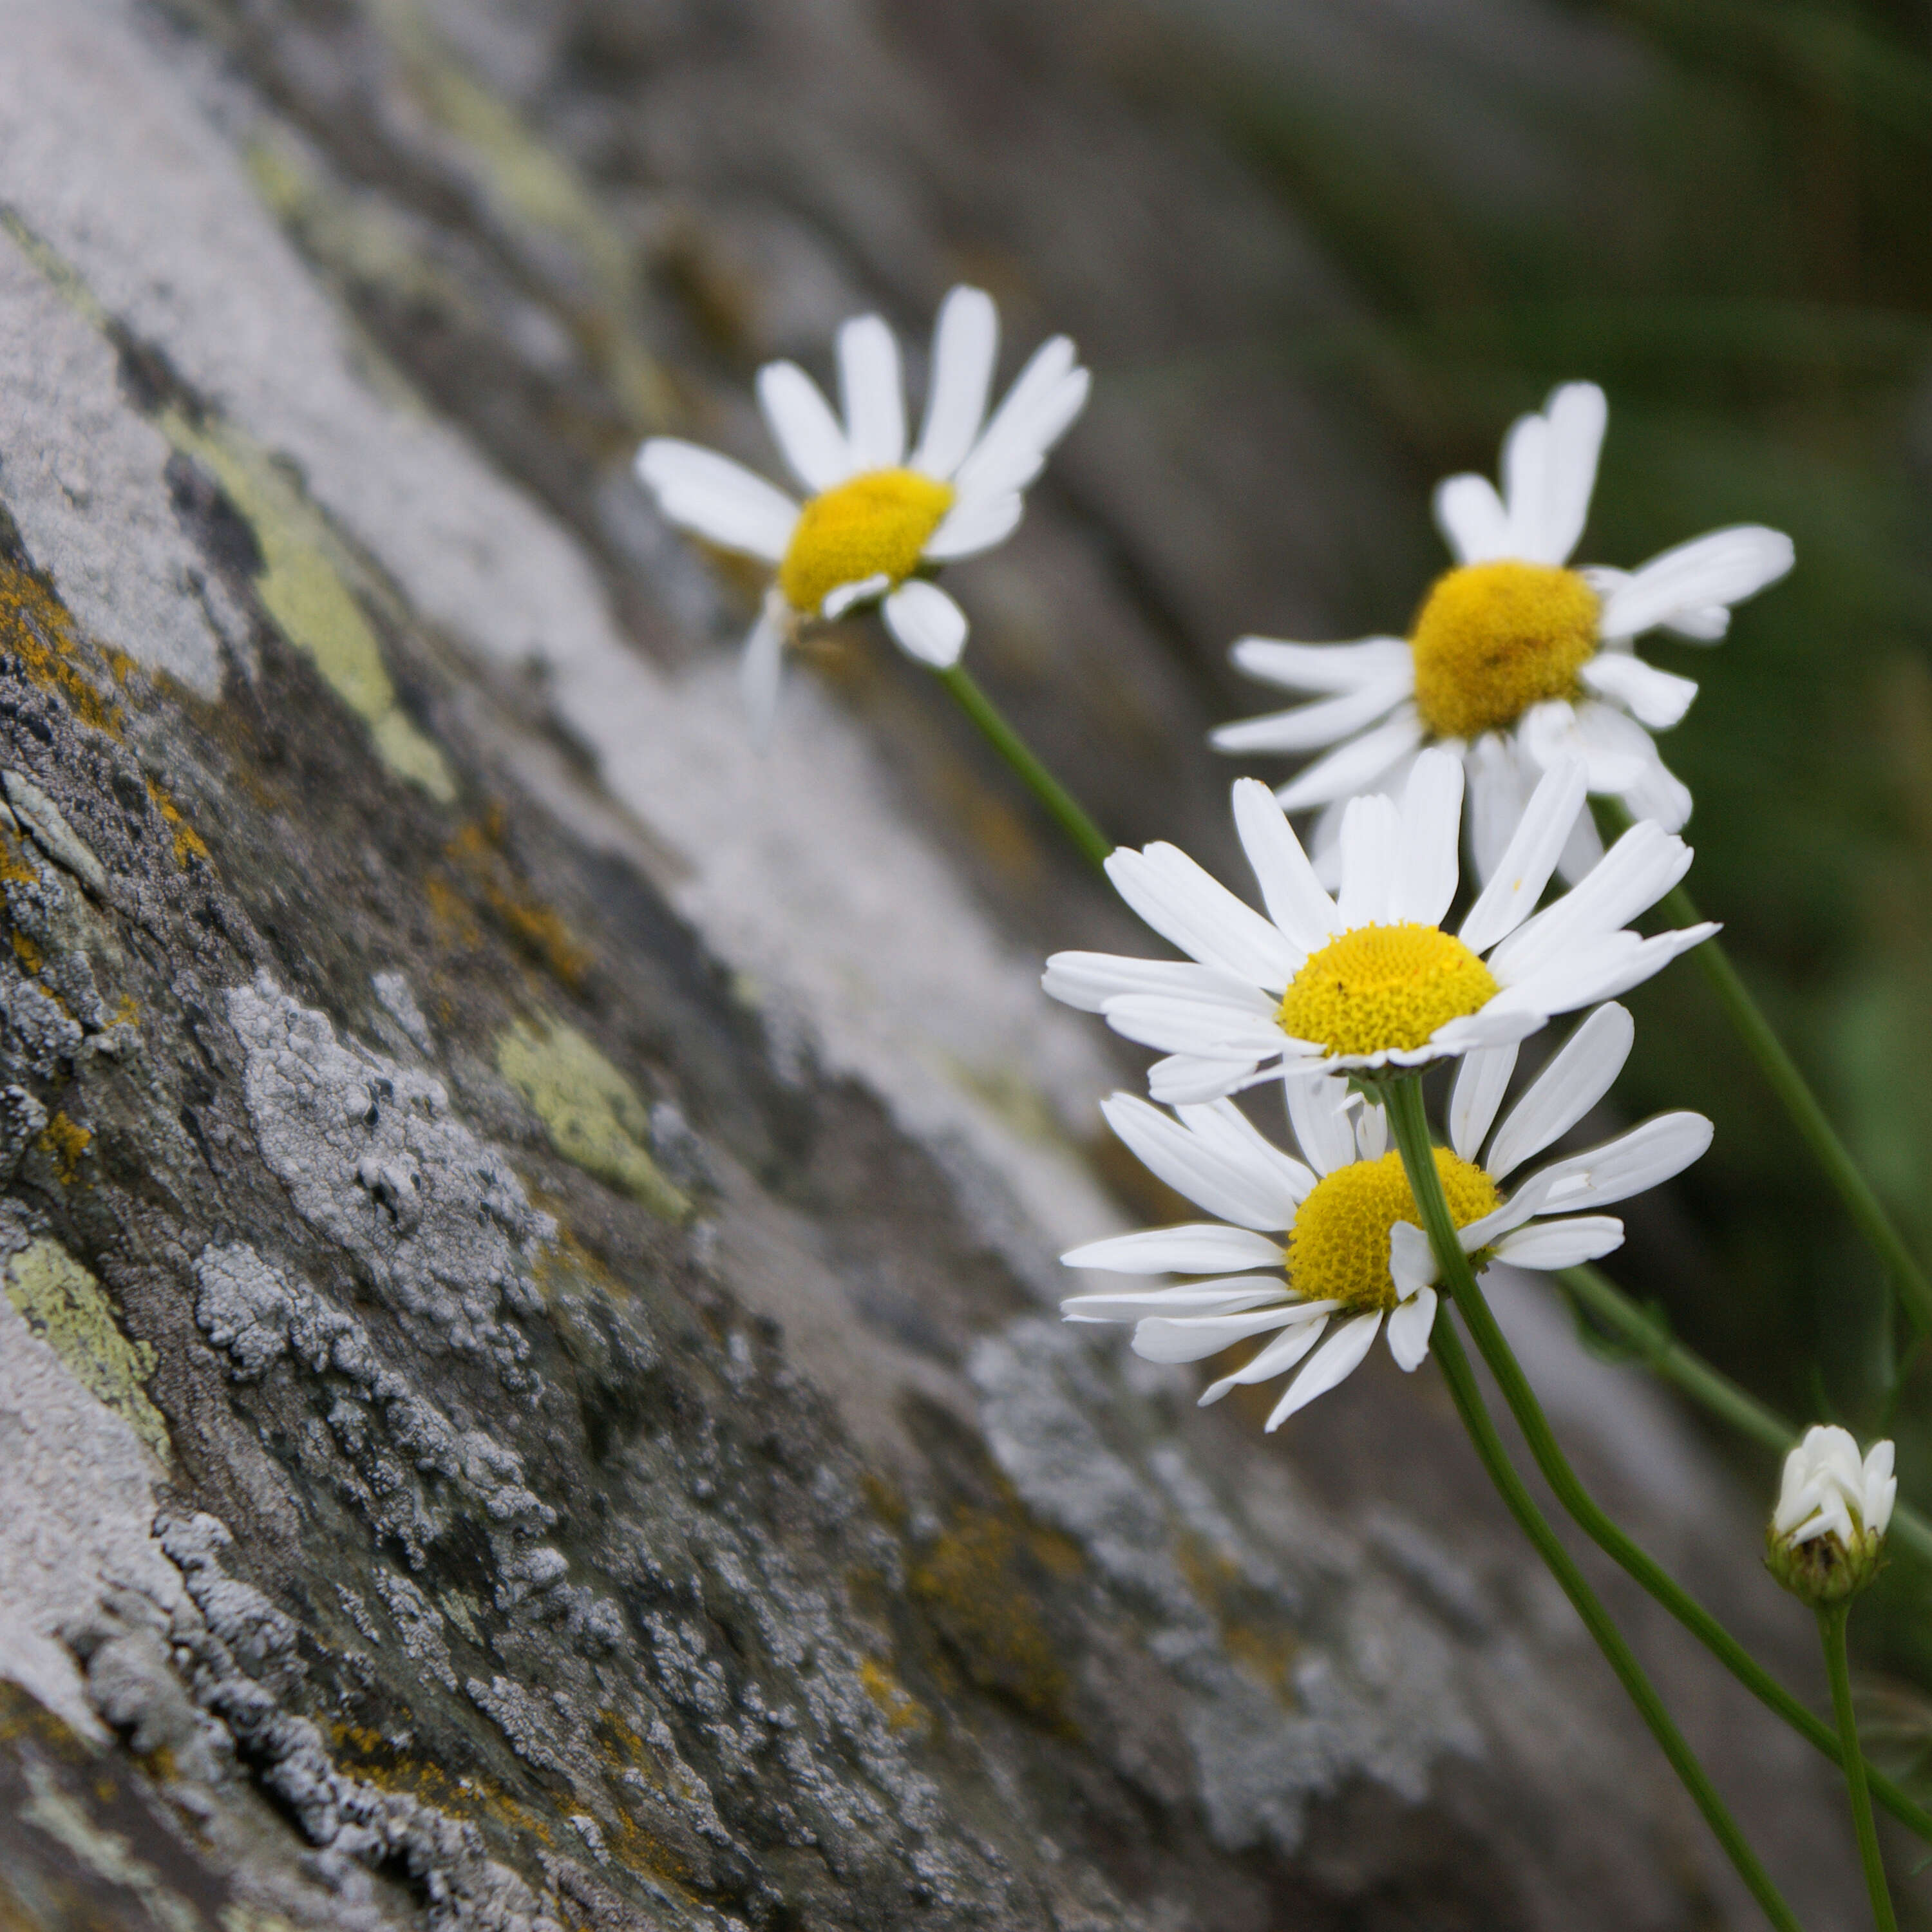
[1174,0,1932,1689]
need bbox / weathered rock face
[0,1,1866,1927]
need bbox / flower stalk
[1423,1296,1801,1927]
[1818,1600,1898,1932]
[1381,1074,1932,1851]
[936,663,1112,870]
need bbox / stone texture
[0,0,1871,1927]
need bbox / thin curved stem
[1819,1600,1897,1932]
[1428,1315,1801,1928]
[935,663,1112,870]
[1557,1264,1932,1569]
[1380,1075,1932,1848]
[1595,796,1932,1335]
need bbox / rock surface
[0,0,1866,1926]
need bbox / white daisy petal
[1097,1092,1300,1231]
[1493,1217,1625,1269]
[756,361,855,491]
[1580,653,1698,730]
[822,573,890,620]
[1450,1041,1519,1162]
[911,285,999,480]
[1598,526,1794,640]
[1335,791,1404,928]
[1521,699,1648,795]
[1211,679,1411,755]
[1458,757,1588,956]
[1434,473,1513,565]
[953,336,1087,500]
[1286,1072,1357,1179]
[1486,1003,1634,1180]
[1535,382,1609,567]
[1499,405,1556,563]
[1354,1096,1388,1159]
[1230,780,1340,954]
[923,490,1023,562]
[1385,1286,1439,1370]
[1622,750,1694,835]
[1148,1056,1267,1106]
[1135,1306,1303,1364]
[838,314,906,470]
[882,580,968,667]
[1265,1312,1383,1429]
[1229,636,1414,694]
[637,439,800,561]
[1466,732,1533,886]
[1276,712,1426,812]
[1388,1221,1438,1296]
[1101,996,1291,1063]
[1062,1225,1285,1276]
[739,602,786,745]
[1042,953,1273,1016]
[1104,844,1301,988]
[1535,1111,1713,1210]
[1458,1170,1560,1251]
[1175,1098,1319,1215]
[1064,1280,1288,1323]
[1488,820,1692,984]
[1389,748,1464,927]
[1199,1312,1335,1403]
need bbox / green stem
[935,663,1112,871]
[1557,1263,1932,1569]
[1379,1076,1932,1850]
[1595,796,1932,1334]
[1819,1600,1898,1932]
[1428,1315,1802,1929]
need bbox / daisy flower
[1061,1008,1712,1430]
[1212,383,1794,880]
[1767,1426,1896,1604]
[1043,746,1714,1104]
[636,285,1090,735]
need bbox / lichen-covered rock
[0,0,1866,1926]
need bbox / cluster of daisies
[634,287,1788,1428]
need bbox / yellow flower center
[1278,923,1499,1059]
[1410,560,1600,740]
[777,468,955,616]
[1289,1148,1500,1313]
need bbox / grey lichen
[226,977,553,1369]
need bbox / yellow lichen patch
[0,559,124,739]
[909,1509,1074,1734]
[1287,1149,1500,1314]
[5,1239,170,1463]
[144,778,209,867]
[36,1112,93,1185]
[1279,923,1498,1059]
[443,817,592,987]
[160,411,457,803]
[857,1656,927,1734]
[777,470,953,616]
[1410,560,1600,740]
[326,1723,554,1846]
[495,1017,690,1220]
[1221,1622,1300,1701]
[11,931,43,974]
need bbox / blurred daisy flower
[1213,383,1794,880]
[1061,1020,1710,1430]
[1768,1425,1897,1604]
[636,285,1089,736]
[1043,748,1713,1104]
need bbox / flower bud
[1765,1425,1895,1606]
